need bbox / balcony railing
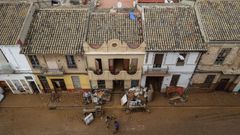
[144,64,168,74]
[88,68,103,75]
[88,70,141,80]
[42,67,64,75]
[0,63,14,74]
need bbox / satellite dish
[117,1,122,8]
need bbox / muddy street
[1,107,240,135]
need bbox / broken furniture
[83,106,104,117]
[83,113,94,125]
[82,106,104,125]
[125,100,150,113]
[91,89,111,105]
[122,87,150,113]
[166,86,184,97]
[83,91,92,105]
[166,86,187,105]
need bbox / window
[215,48,231,65]
[52,0,61,5]
[20,80,30,91]
[176,53,187,66]
[12,80,25,92]
[170,75,180,86]
[25,76,33,80]
[95,59,102,74]
[131,80,139,87]
[28,55,40,68]
[71,76,81,89]
[112,43,117,47]
[145,53,149,64]
[6,80,16,91]
[38,76,51,93]
[97,80,106,89]
[203,75,216,88]
[153,54,164,68]
[66,55,77,68]
[129,59,137,74]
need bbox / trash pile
[83,106,104,125]
[83,89,111,105]
[167,86,187,105]
[121,87,152,113]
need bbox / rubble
[122,87,151,113]
[83,89,111,105]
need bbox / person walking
[113,120,120,134]
[105,116,111,128]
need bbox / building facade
[191,0,240,92]
[21,9,91,93]
[0,2,40,94]
[84,11,145,90]
[140,5,207,93]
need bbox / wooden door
[154,54,164,68]
[38,76,50,93]
[170,75,180,86]
[215,79,230,91]
[123,59,130,71]
[51,79,67,91]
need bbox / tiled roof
[144,6,206,51]
[196,0,240,41]
[86,12,144,45]
[21,9,88,54]
[0,2,30,45]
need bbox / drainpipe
[184,51,205,97]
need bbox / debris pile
[83,89,111,105]
[167,86,187,105]
[121,87,151,113]
[83,106,104,125]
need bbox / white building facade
[141,5,207,93]
[141,52,200,92]
[0,45,41,94]
[0,2,40,94]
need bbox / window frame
[214,48,231,65]
[170,74,180,86]
[131,80,139,87]
[176,53,187,66]
[97,80,106,89]
[28,55,40,68]
[66,55,77,68]
[203,75,216,88]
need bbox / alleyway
[1,92,240,135]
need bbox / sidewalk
[0,91,240,108]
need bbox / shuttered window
[71,76,81,89]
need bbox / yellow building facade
[27,54,91,93]
[20,9,90,93]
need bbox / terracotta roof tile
[196,0,240,41]
[86,12,144,45]
[0,3,30,45]
[21,9,88,54]
[144,6,206,51]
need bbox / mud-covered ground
[1,92,240,135]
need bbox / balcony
[88,70,141,80]
[42,67,64,76]
[144,64,168,75]
[0,63,14,74]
